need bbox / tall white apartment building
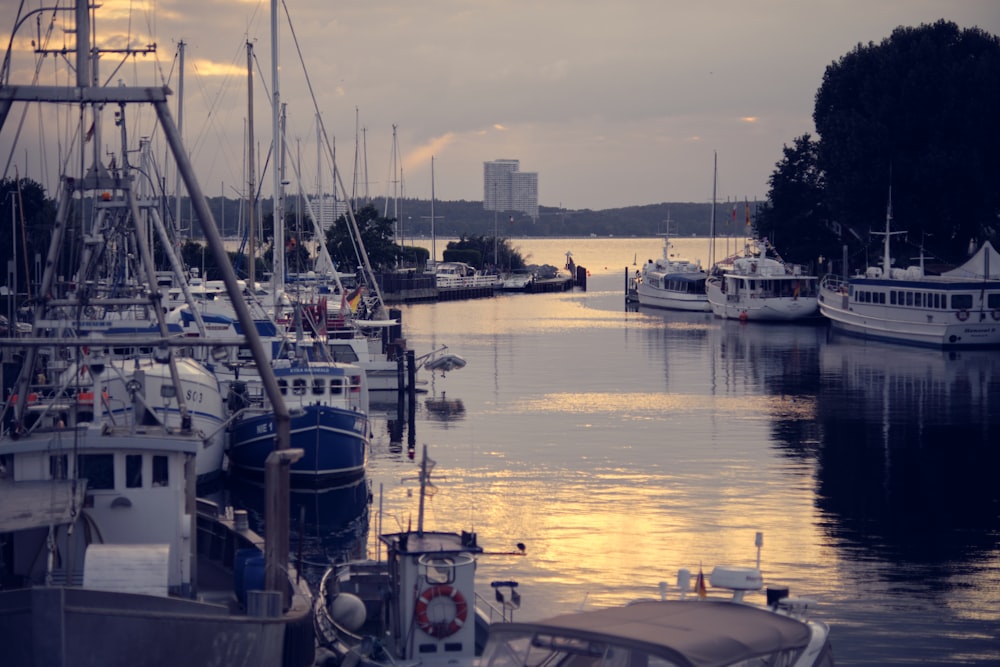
[483,159,538,220]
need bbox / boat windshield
[481,631,680,667]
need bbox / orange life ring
[956,309,969,321]
[414,585,468,638]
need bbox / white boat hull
[819,278,1000,348]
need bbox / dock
[379,271,581,304]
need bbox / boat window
[126,454,142,488]
[905,292,913,306]
[329,344,360,363]
[330,378,343,396]
[878,292,886,304]
[423,556,457,585]
[312,378,326,396]
[152,455,169,487]
[277,379,288,395]
[988,293,1000,309]
[49,454,67,480]
[78,453,114,490]
[293,379,307,396]
[890,291,897,305]
[951,294,973,310]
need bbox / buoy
[329,592,367,632]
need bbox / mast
[174,41,186,239]
[431,156,437,267]
[271,0,284,297]
[246,41,256,286]
[709,151,717,269]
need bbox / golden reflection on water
[505,392,817,422]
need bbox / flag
[346,285,364,313]
[745,198,751,227]
[696,566,707,599]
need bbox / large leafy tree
[0,177,56,296]
[325,204,401,273]
[755,134,838,266]
[813,20,1000,265]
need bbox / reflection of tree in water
[813,343,1000,565]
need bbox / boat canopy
[486,600,814,667]
[942,241,1000,280]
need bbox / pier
[379,271,581,304]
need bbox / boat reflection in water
[227,475,372,578]
[425,392,466,422]
[815,335,999,653]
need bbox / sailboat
[0,3,313,665]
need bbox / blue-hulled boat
[227,358,370,487]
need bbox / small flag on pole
[696,566,707,599]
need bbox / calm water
[236,237,1000,666]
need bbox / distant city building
[483,159,538,220]
[308,194,348,232]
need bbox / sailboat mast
[709,151,717,269]
[174,41,186,240]
[431,156,436,266]
[271,0,284,296]
[246,41,256,286]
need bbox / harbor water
[237,237,1000,666]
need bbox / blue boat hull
[228,405,368,486]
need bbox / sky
[2,0,999,211]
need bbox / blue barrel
[242,555,267,608]
[234,547,262,606]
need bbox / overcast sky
[3,1,999,211]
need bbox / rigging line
[1,3,60,181]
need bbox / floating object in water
[424,353,467,372]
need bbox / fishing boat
[313,446,523,667]
[480,533,833,667]
[226,354,370,488]
[706,238,820,321]
[0,2,314,663]
[634,233,710,311]
[818,202,1000,348]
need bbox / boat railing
[475,590,518,623]
[820,274,849,294]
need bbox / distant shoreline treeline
[190,195,753,240]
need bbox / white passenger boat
[818,206,1000,347]
[635,234,710,311]
[707,239,820,321]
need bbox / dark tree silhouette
[813,20,1000,264]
